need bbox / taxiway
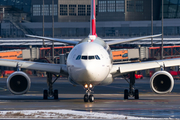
[0,76,179,119]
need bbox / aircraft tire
[89,95,94,102]
[124,89,128,100]
[84,94,88,102]
[54,89,58,100]
[43,89,48,99]
[134,89,139,99]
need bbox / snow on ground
[0,109,167,119]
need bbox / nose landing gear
[84,84,94,102]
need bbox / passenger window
[89,56,95,60]
[76,55,81,60]
[81,56,87,60]
[95,55,100,60]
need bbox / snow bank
[0,109,157,119]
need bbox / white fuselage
[67,42,112,86]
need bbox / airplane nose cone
[71,61,110,85]
[78,63,99,83]
[83,65,95,79]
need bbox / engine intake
[150,71,174,94]
[7,71,31,95]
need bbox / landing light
[89,84,93,88]
[84,84,88,88]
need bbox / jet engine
[150,71,174,94]
[7,71,31,95]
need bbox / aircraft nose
[84,65,94,76]
[81,64,97,81]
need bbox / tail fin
[89,0,97,41]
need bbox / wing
[26,34,79,45]
[106,34,161,45]
[110,58,180,76]
[0,59,68,75]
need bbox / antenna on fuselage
[89,0,97,42]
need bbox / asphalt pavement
[0,76,179,119]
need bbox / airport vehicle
[0,0,177,102]
[135,72,143,79]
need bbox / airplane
[0,0,177,102]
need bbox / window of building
[0,0,31,13]
[107,1,115,12]
[164,5,169,13]
[177,5,180,17]
[60,4,67,15]
[69,5,76,16]
[87,5,91,16]
[50,4,57,16]
[96,5,98,16]
[0,0,8,5]
[87,5,98,16]
[33,5,40,16]
[164,0,169,4]
[99,1,106,12]
[161,0,179,19]
[127,0,134,12]
[169,5,177,12]
[78,5,86,16]
[168,12,176,18]
[116,0,124,12]
[41,5,49,16]
[136,1,143,12]
[169,0,178,4]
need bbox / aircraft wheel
[134,89,139,99]
[84,94,88,102]
[124,89,128,100]
[54,89,58,100]
[89,95,94,102]
[43,89,48,99]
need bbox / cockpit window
[76,55,81,60]
[89,56,95,60]
[76,55,100,60]
[95,55,100,60]
[81,56,88,60]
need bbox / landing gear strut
[43,72,60,100]
[124,72,139,100]
[84,85,94,102]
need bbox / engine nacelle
[150,71,174,94]
[7,71,31,95]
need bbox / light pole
[151,0,153,47]
[52,0,54,63]
[161,0,164,60]
[42,0,45,58]
[42,0,45,47]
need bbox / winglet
[89,0,97,41]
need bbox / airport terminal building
[0,0,180,37]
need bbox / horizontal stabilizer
[26,34,79,45]
[107,34,162,45]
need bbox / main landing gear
[124,72,139,100]
[84,84,94,102]
[43,72,60,100]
